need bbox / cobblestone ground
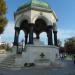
[0,60,75,75]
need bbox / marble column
[53,31,58,46]
[25,31,28,45]
[29,23,34,44]
[13,27,20,46]
[36,32,39,39]
[47,26,53,45]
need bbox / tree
[57,39,65,53]
[59,47,65,53]
[64,37,75,54]
[0,0,8,34]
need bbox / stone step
[2,59,14,61]
[6,57,16,60]
[1,59,15,63]
[0,64,22,70]
[2,57,15,62]
[0,54,16,67]
[0,61,15,64]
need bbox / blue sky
[1,0,75,45]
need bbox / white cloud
[58,29,75,39]
[58,29,75,45]
[1,21,15,43]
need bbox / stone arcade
[13,0,59,66]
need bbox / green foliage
[59,47,65,53]
[0,0,8,34]
[64,37,75,54]
[6,44,12,51]
[0,44,12,52]
[0,0,7,14]
[0,44,6,49]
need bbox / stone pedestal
[15,44,59,66]
[12,39,59,66]
[33,39,41,45]
[26,45,58,65]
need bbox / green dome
[17,0,50,11]
[31,0,49,8]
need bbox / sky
[1,0,75,46]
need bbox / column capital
[15,27,20,31]
[47,26,53,32]
[53,31,57,33]
[47,25,53,29]
[53,24,57,31]
[29,23,35,27]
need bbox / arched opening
[19,30,25,44]
[34,18,47,39]
[19,19,29,46]
[33,18,48,45]
[39,32,48,45]
[34,18,47,34]
[15,19,29,53]
[20,20,29,32]
[16,30,25,54]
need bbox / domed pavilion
[13,0,59,66]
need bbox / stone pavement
[0,52,11,63]
[0,60,75,75]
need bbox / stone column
[13,27,20,46]
[36,32,39,39]
[53,31,58,46]
[29,23,34,44]
[25,31,28,45]
[47,26,53,45]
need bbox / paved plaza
[0,0,75,75]
[0,60,75,75]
